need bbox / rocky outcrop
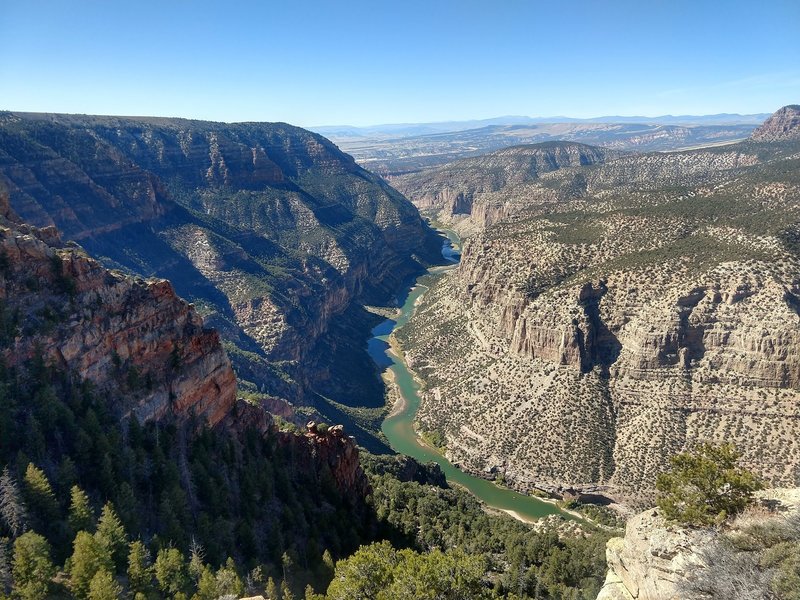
[0,187,237,427]
[221,412,371,502]
[597,489,800,600]
[393,142,617,225]
[750,105,800,142]
[597,510,714,600]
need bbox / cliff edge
[0,186,237,426]
[597,489,800,600]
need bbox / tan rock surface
[395,114,800,502]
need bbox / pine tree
[21,464,58,529]
[0,467,27,538]
[322,549,334,577]
[215,557,244,597]
[69,530,113,600]
[188,536,205,583]
[87,569,121,600]
[304,584,324,600]
[113,482,137,534]
[0,537,11,594]
[195,566,218,600]
[154,547,188,596]
[280,579,295,600]
[266,576,278,600]
[68,486,95,535]
[94,503,126,571]
[126,540,153,595]
[11,531,55,600]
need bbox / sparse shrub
[656,443,762,526]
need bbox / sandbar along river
[368,229,569,522]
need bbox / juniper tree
[656,442,762,526]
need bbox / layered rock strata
[396,108,800,501]
[0,187,237,427]
[0,112,442,417]
[750,105,800,142]
[596,489,800,600]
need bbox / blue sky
[1,0,798,126]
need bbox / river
[367,229,569,522]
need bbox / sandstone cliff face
[0,112,442,420]
[397,111,800,500]
[0,180,371,502]
[392,142,617,227]
[596,489,800,600]
[0,188,237,427]
[750,105,800,142]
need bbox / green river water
[368,230,568,522]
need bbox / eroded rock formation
[750,104,800,142]
[396,107,800,502]
[0,187,237,426]
[596,489,800,600]
[0,112,443,421]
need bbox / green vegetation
[417,428,447,453]
[0,357,371,598]
[0,352,613,599]
[656,443,762,526]
[358,456,612,599]
[324,541,491,600]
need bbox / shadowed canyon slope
[395,107,800,503]
[0,112,442,432]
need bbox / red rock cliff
[0,188,237,427]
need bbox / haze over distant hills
[312,112,770,138]
[313,113,770,175]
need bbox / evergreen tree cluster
[351,456,613,600]
[0,358,371,598]
[0,357,613,599]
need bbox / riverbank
[369,229,581,524]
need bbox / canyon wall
[0,187,236,427]
[1,183,370,501]
[396,108,800,502]
[0,112,442,426]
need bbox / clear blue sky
[1,0,798,126]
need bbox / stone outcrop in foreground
[596,490,800,600]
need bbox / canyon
[394,106,800,505]
[0,112,443,445]
[0,184,370,503]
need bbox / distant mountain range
[312,113,771,138]
[317,119,763,175]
